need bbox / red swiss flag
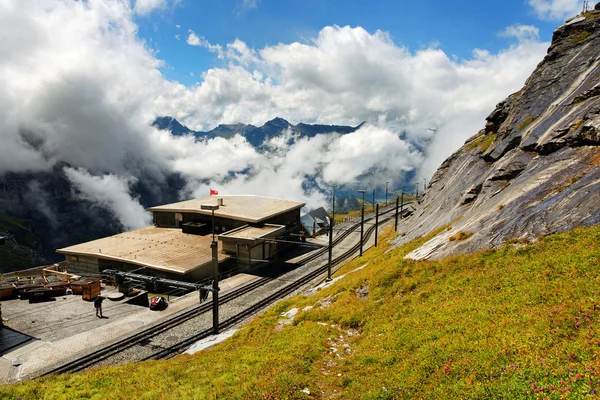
[210,189,218,196]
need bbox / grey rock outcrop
[393,11,600,260]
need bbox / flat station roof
[57,226,229,275]
[219,224,285,242]
[147,195,305,223]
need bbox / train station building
[57,195,305,281]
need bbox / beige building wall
[66,255,99,276]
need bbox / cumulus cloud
[527,0,581,20]
[186,30,202,46]
[134,0,167,15]
[64,167,152,230]
[0,0,550,224]
[0,0,170,178]
[178,125,422,209]
[168,24,548,178]
[501,24,540,41]
[187,30,224,55]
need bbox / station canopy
[57,226,229,275]
[147,195,305,223]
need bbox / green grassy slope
[1,225,599,399]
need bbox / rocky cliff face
[393,10,600,259]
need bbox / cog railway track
[40,204,404,376]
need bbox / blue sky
[135,0,574,86]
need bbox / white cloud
[175,34,180,40]
[134,0,167,15]
[180,125,422,209]
[186,30,201,46]
[64,167,152,230]
[175,24,181,28]
[0,0,167,176]
[165,25,547,178]
[0,0,550,222]
[235,0,259,15]
[225,39,259,65]
[501,24,540,42]
[528,0,581,20]
[186,30,224,56]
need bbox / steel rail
[40,203,404,376]
[145,213,394,360]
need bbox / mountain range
[152,116,365,147]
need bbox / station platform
[0,213,394,384]
[0,273,259,384]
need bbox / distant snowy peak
[152,116,365,147]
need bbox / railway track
[146,211,394,360]
[40,204,402,376]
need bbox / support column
[394,196,399,232]
[327,192,335,281]
[375,204,379,247]
[360,207,365,256]
[211,241,219,334]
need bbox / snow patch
[185,329,238,355]
[305,264,368,295]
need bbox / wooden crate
[82,280,101,301]
[0,285,14,299]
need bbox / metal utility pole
[374,204,379,247]
[327,184,337,281]
[210,240,219,334]
[358,189,366,256]
[201,203,220,334]
[423,178,427,194]
[394,196,399,232]
[416,183,419,201]
[385,181,389,206]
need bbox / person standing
[94,296,104,318]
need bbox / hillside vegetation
[0,213,45,272]
[2,225,600,399]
